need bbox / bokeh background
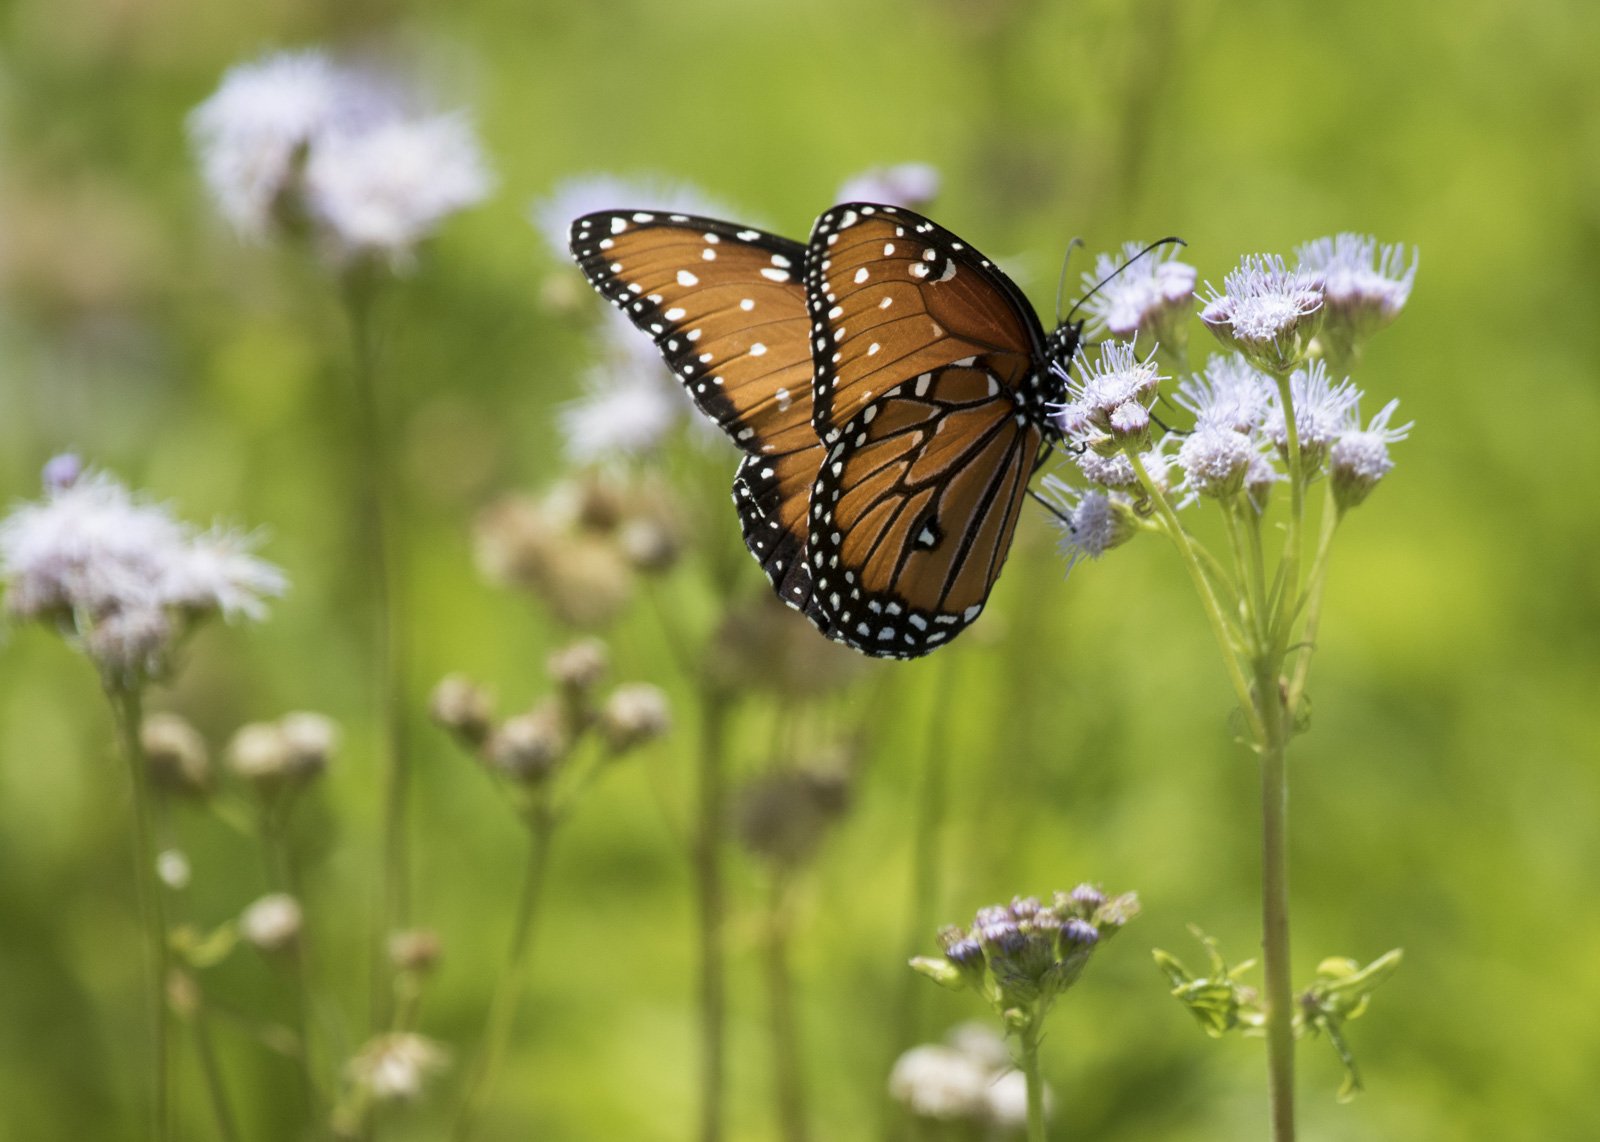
[2,0,1598,1138]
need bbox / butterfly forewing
[805,203,1049,439]
[569,210,825,606]
[806,366,1040,658]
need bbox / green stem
[1018,1019,1048,1142]
[1269,373,1308,653]
[344,271,412,1029]
[1285,482,1341,718]
[1221,500,1267,652]
[452,809,556,1141]
[763,874,809,1142]
[261,801,326,1131]
[694,687,732,1142]
[107,684,175,1142]
[193,999,241,1142]
[1255,662,1296,1142]
[1125,452,1264,741]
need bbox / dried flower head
[599,683,670,754]
[1078,239,1196,345]
[346,1032,448,1103]
[388,929,442,975]
[547,637,609,692]
[706,593,869,699]
[226,714,331,794]
[1200,254,1324,375]
[429,674,494,746]
[141,711,211,796]
[732,767,851,868]
[240,892,302,952]
[835,162,941,210]
[487,703,568,783]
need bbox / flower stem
[1018,1019,1048,1142]
[261,801,326,1130]
[763,873,809,1142]
[344,270,412,1030]
[193,998,241,1142]
[694,686,732,1142]
[453,808,556,1141]
[107,683,175,1142]
[1255,663,1296,1142]
[1286,481,1341,718]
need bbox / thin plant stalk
[1017,1020,1047,1142]
[192,999,241,1142]
[452,808,556,1141]
[343,270,413,1028]
[107,683,175,1142]
[695,686,732,1142]
[762,873,808,1142]
[261,801,326,1130]
[1256,672,1295,1142]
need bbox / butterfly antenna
[1064,236,1187,325]
[1054,237,1085,327]
[1027,487,1071,525]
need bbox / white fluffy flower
[1200,254,1324,374]
[0,459,286,677]
[835,162,940,210]
[240,893,302,952]
[188,51,371,239]
[306,112,493,267]
[888,1045,990,1121]
[1078,240,1196,340]
[560,366,687,463]
[1265,360,1362,468]
[348,1033,448,1102]
[1330,398,1412,511]
[1039,477,1139,570]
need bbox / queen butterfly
[568,202,1082,658]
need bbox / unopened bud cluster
[226,712,338,796]
[473,471,685,628]
[430,638,669,794]
[913,887,1139,1031]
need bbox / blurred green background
[2,0,1598,1138]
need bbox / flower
[1330,398,1411,512]
[188,51,371,239]
[1176,424,1257,502]
[1054,341,1164,445]
[305,112,493,268]
[887,1045,990,1121]
[560,361,688,463]
[599,683,671,753]
[429,674,494,745]
[1174,354,1274,434]
[240,893,302,952]
[1296,233,1416,365]
[191,50,492,266]
[911,887,1139,1032]
[142,711,211,795]
[530,174,734,261]
[835,162,941,210]
[1200,254,1324,374]
[347,1033,448,1102]
[0,460,285,680]
[1038,477,1139,571]
[1078,239,1196,343]
[1265,360,1361,470]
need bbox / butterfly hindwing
[805,365,1041,658]
[804,203,1050,441]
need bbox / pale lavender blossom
[1265,360,1361,469]
[1078,240,1196,341]
[306,112,493,267]
[835,162,940,210]
[887,1045,990,1121]
[1054,341,1164,444]
[1330,398,1411,511]
[1176,424,1257,501]
[0,459,285,678]
[1200,254,1324,374]
[532,174,735,260]
[1296,233,1417,364]
[1174,354,1274,434]
[1039,477,1138,570]
[560,364,687,462]
[188,51,375,239]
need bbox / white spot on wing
[677,270,699,287]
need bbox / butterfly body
[569,203,1081,659]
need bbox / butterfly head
[1039,319,1085,407]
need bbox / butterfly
[568,202,1083,659]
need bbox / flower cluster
[913,887,1138,1032]
[888,1022,1043,1129]
[473,470,684,627]
[189,49,493,268]
[0,457,285,681]
[835,161,940,210]
[1078,239,1197,346]
[430,637,669,799]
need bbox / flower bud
[142,711,211,796]
[429,674,493,745]
[157,849,192,890]
[599,683,670,753]
[346,1033,448,1103]
[487,704,567,782]
[278,712,336,781]
[388,928,442,975]
[240,892,302,952]
[547,637,608,692]
[226,721,294,790]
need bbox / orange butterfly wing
[570,211,826,614]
